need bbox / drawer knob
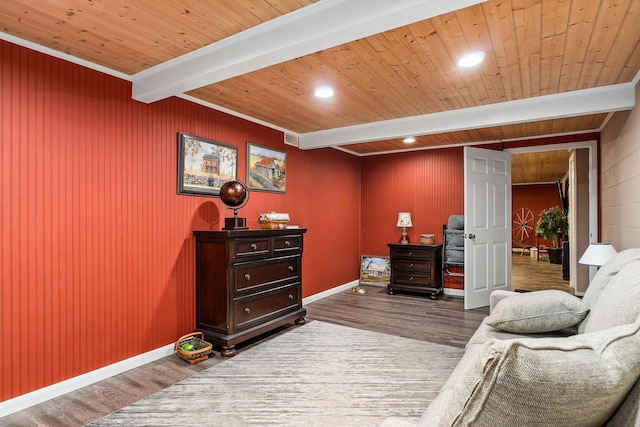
[285,240,291,247]
[250,243,258,250]
[244,273,251,281]
[244,307,251,314]
[288,265,294,272]
[410,276,414,281]
[409,251,413,256]
[288,294,294,300]
[409,263,414,268]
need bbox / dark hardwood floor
[0,287,488,426]
[1,258,571,426]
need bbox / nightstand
[387,243,443,299]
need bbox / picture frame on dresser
[246,142,286,193]
[360,255,391,285]
[177,132,238,197]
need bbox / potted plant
[535,206,568,264]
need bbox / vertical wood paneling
[360,148,466,290]
[0,40,361,402]
[512,184,563,248]
[2,36,596,403]
[361,148,465,252]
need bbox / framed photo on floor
[360,255,391,285]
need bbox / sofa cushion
[431,317,640,427]
[581,259,640,334]
[467,317,575,348]
[578,248,640,334]
[485,290,588,333]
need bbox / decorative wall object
[246,142,286,193]
[177,132,238,196]
[360,255,391,285]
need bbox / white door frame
[506,139,598,290]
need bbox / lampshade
[578,243,617,267]
[397,212,412,228]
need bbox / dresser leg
[295,317,306,325]
[428,288,444,300]
[387,286,396,295]
[221,345,237,357]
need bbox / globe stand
[219,180,250,231]
[224,208,248,230]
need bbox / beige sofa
[382,248,640,427]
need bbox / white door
[464,147,512,309]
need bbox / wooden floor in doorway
[511,252,574,294]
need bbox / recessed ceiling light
[457,51,485,68]
[314,85,334,98]
[403,136,416,144]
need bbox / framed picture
[177,132,238,196]
[360,255,391,285]
[246,142,286,193]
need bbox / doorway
[507,140,598,295]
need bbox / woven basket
[175,332,213,364]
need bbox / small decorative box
[420,234,435,245]
[258,212,290,229]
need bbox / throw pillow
[440,318,640,426]
[486,289,588,333]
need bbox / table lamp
[397,212,412,244]
[578,243,617,268]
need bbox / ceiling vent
[284,133,299,147]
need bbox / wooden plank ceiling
[1,0,639,175]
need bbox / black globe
[220,180,248,208]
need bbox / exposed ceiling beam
[298,82,637,149]
[131,0,487,103]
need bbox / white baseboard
[444,288,464,298]
[302,280,361,304]
[1,280,458,417]
[0,343,175,418]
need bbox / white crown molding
[298,83,636,150]
[0,31,131,81]
[178,94,297,137]
[131,0,487,103]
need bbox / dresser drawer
[393,260,430,273]
[393,272,430,286]
[234,237,271,258]
[390,247,432,261]
[274,234,302,254]
[234,256,300,292]
[234,285,301,329]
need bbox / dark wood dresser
[193,229,307,356]
[387,243,443,300]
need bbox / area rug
[87,321,463,427]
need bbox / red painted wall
[512,184,564,248]
[0,40,360,401]
[0,38,599,402]
[360,148,465,289]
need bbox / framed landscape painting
[246,142,286,193]
[360,255,391,285]
[177,132,238,196]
